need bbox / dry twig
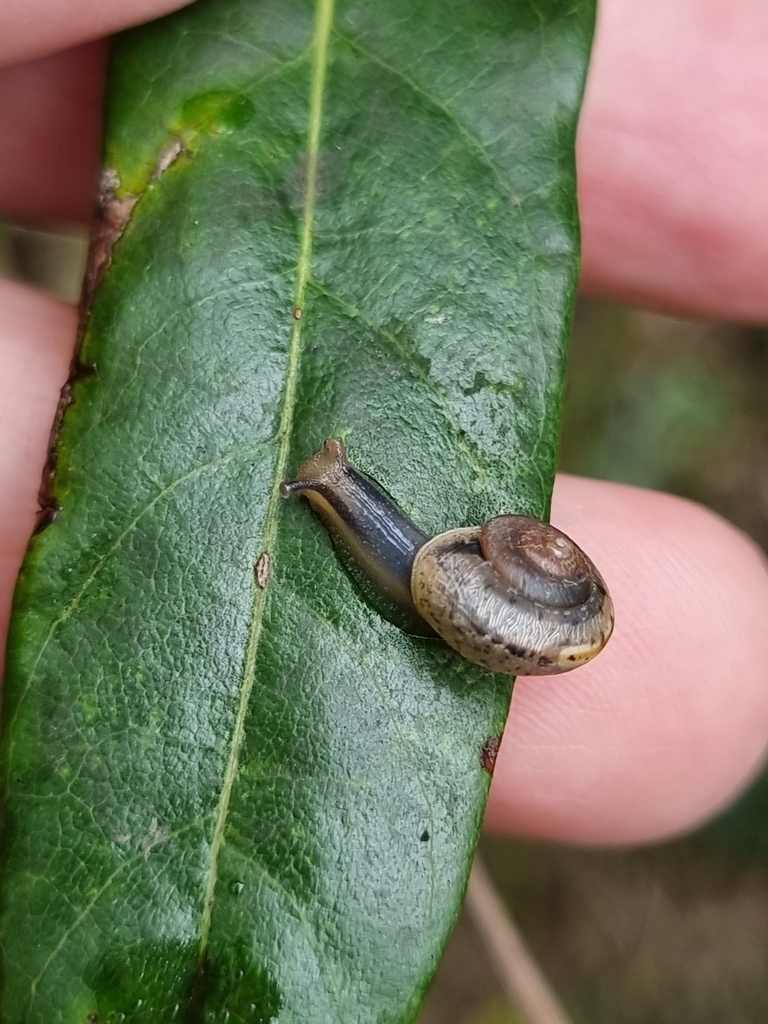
[465,857,575,1024]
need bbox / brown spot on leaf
[33,501,60,536]
[35,360,98,533]
[37,140,192,536]
[83,145,190,322]
[139,816,168,859]
[34,378,72,533]
[255,552,271,589]
[81,169,139,321]
[293,307,302,320]
[153,137,185,179]
[480,736,501,775]
[70,361,97,383]
[37,170,132,530]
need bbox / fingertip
[486,476,768,845]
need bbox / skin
[1,0,768,847]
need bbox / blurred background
[3,223,768,1024]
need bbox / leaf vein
[311,278,488,482]
[333,30,519,205]
[8,440,276,748]
[25,819,204,1010]
[195,0,336,966]
[331,30,554,495]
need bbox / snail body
[281,439,613,676]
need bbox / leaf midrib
[196,0,336,962]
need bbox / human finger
[578,0,768,322]
[0,42,106,225]
[0,279,75,657]
[485,474,768,845]
[0,0,192,67]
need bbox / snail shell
[281,439,613,676]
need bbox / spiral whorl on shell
[410,515,614,675]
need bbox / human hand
[1,0,767,848]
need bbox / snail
[280,439,614,676]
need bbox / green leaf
[0,0,593,1020]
